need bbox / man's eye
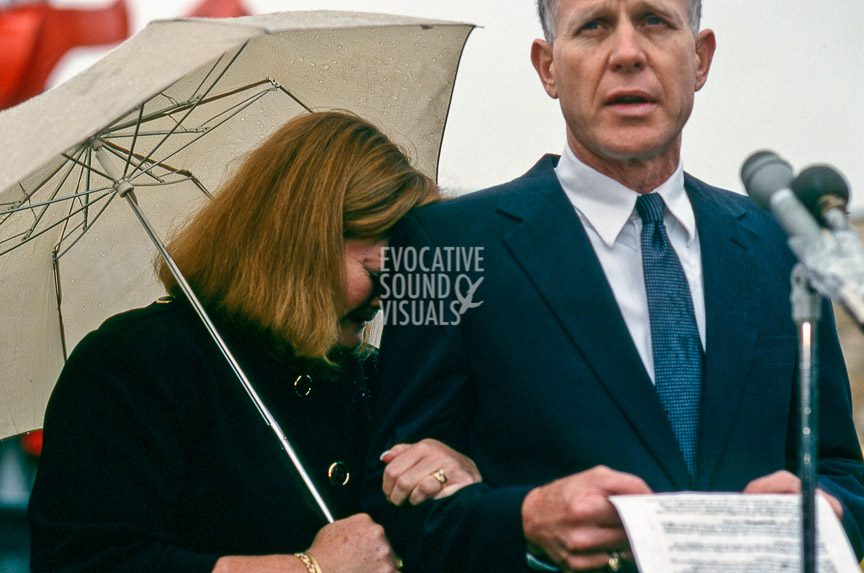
[644,15,666,27]
[580,20,602,32]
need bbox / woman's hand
[307,513,399,573]
[211,514,398,573]
[381,438,482,506]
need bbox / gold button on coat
[293,374,312,397]
[327,462,350,486]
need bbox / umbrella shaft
[105,178,335,523]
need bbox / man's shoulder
[685,172,749,205]
[406,155,560,224]
[685,173,782,227]
[684,172,796,270]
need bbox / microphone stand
[791,264,821,573]
[785,225,864,573]
[740,152,864,573]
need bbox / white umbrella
[0,10,474,520]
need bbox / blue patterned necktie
[636,193,703,478]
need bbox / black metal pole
[792,265,821,573]
[95,144,335,523]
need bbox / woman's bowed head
[158,110,439,357]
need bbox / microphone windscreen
[740,150,794,210]
[790,165,850,214]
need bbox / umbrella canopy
[0,10,474,439]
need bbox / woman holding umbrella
[28,111,480,573]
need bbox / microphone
[741,151,864,326]
[790,165,851,230]
[791,163,864,324]
[740,151,821,241]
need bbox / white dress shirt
[554,145,706,382]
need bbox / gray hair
[537,0,702,42]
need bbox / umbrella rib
[105,129,211,137]
[192,83,277,127]
[123,104,146,179]
[51,248,69,360]
[5,162,69,208]
[130,175,214,200]
[0,231,29,249]
[0,192,112,258]
[84,147,93,230]
[100,82,307,188]
[0,147,86,228]
[56,156,90,250]
[196,42,249,103]
[101,143,167,185]
[0,188,25,227]
[127,177,213,198]
[100,140,211,197]
[101,142,212,201]
[170,80,275,120]
[191,49,232,101]
[188,174,213,199]
[28,148,88,241]
[0,182,27,213]
[54,218,86,250]
[0,186,113,215]
[273,83,312,114]
[125,43,251,179]
[62,151,113,183]
[103,92,180,134]
[103,79,269,134]
[126,87,276,184]
[54,192,117,260]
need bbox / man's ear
[694,29,716,92]
[531,39,559,99]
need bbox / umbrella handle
[95,145,335,524]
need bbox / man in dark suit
[363,0,864,571]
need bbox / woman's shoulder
[93,294,190,333]
[75,295,202,356]
[46,296,218,434]
[59,296,215,399]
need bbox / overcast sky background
[49,0,864,212]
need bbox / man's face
[532,0,715,167]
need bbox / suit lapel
[498,158,691,488]
[686,177,761,488]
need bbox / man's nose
[608,22,647,72]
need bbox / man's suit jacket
[363,156,864,572]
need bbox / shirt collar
[554,144,696,247]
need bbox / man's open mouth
[606,92,656,106]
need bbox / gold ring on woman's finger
[607,550,622,572]
[432,468,448,485]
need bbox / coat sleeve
[362,210,534,572]
[28,318,220,573]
